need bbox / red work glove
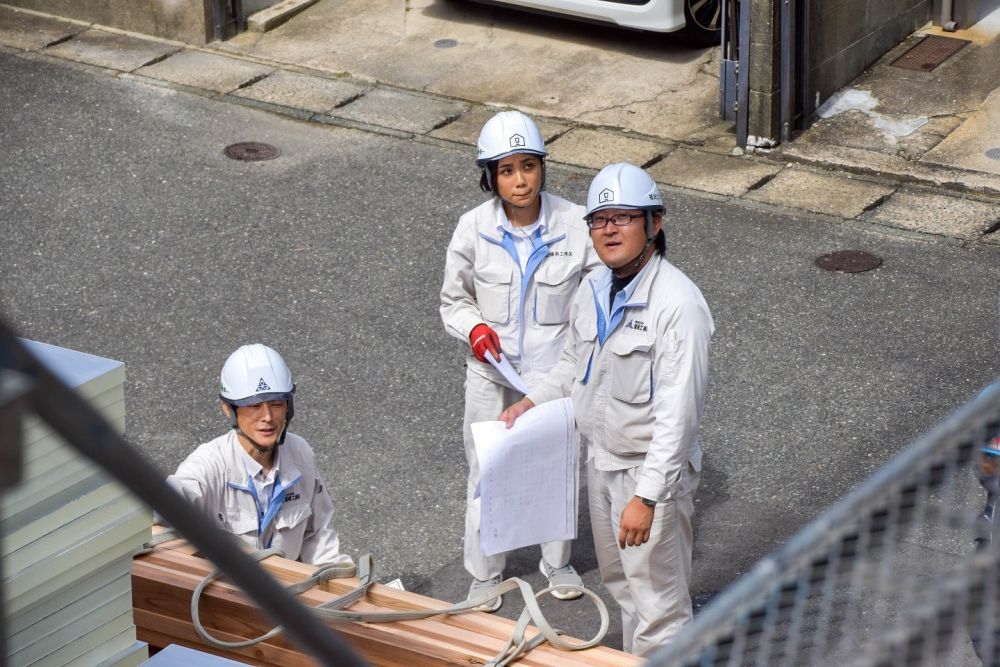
[469,323,501,363]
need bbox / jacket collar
[224,430,303,488]
[481,192,562,244]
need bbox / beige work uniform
[529,255,714,655]
[440,192,601,580]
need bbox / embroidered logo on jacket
[284,491,301,502]
[625,319,648,332]
[549,251,574,257]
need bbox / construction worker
[440,110,602,612]
[167,344,353,567]
[500,163,714,654]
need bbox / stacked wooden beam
[3,340,150,667]
[134,533,640,666]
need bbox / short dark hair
[654,229,666,256]
[479,162,498,193]
[648,210,666,256]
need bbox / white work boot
[467,575,503,612]
[539,559,584,600]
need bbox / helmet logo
[598,188,615,204]
[256,378,271,392]
[508,134,525,148]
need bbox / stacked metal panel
[2,340,151,667]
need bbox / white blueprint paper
[486,351,530,395]
[470,398,579,556]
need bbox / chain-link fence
[649,381,1000,667]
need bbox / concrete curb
[2,3,998,248]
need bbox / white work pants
[587,459,698,656]
[462,368,572,580]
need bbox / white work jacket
[528,256,714,502]
[167,430,352,566]
[440,192,602,389]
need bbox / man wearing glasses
[501,163,714,655]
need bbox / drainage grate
[224,142,279,161]
[891,35,970,71]
[815,250,882,273]
[434,39,457,48]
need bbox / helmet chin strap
[612,238,654,278]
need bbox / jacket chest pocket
[224,511,259,539]
[275,501,312,532]
[474,266,513,324]
[609,335,653,404]
[534,263,578,325]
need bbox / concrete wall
[3,0,215,44]
[747,0,932,143]
[808,0,932,114]
[747,0,781,143]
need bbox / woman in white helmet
[440,110,603,612]
[500,163,714,654]
[166,344,353,567]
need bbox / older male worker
[500,163,714,655]
[167,344,353,567]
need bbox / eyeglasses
[586,212,644,230]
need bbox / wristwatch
[637,496,656,508]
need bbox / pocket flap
[275,502,312,531]
[535,262,577,286]
[476,265,513,284]
[609,333,653,356]
[226,512,258,536]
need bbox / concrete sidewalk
[2,0,997,246]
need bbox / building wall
[747,0,932,143]
[808,0,932,114]
[3,0,215,44]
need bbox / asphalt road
[2,48,999,652]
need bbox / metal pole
[736,0,751,147]
[0,323,368,667]
[779,0,795,144]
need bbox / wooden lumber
[134,532,640,666]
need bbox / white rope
[184,549,610,666]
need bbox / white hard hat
[585,162,664,219]
[476,111,547,166]
[219,344,295,406]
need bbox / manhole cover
[815,250,882,273]
[986,148,1000,160]
[434,38,458,48]
[224,142,279,161]
[891,35,969,71]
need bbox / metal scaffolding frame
[647,381,1000,666]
